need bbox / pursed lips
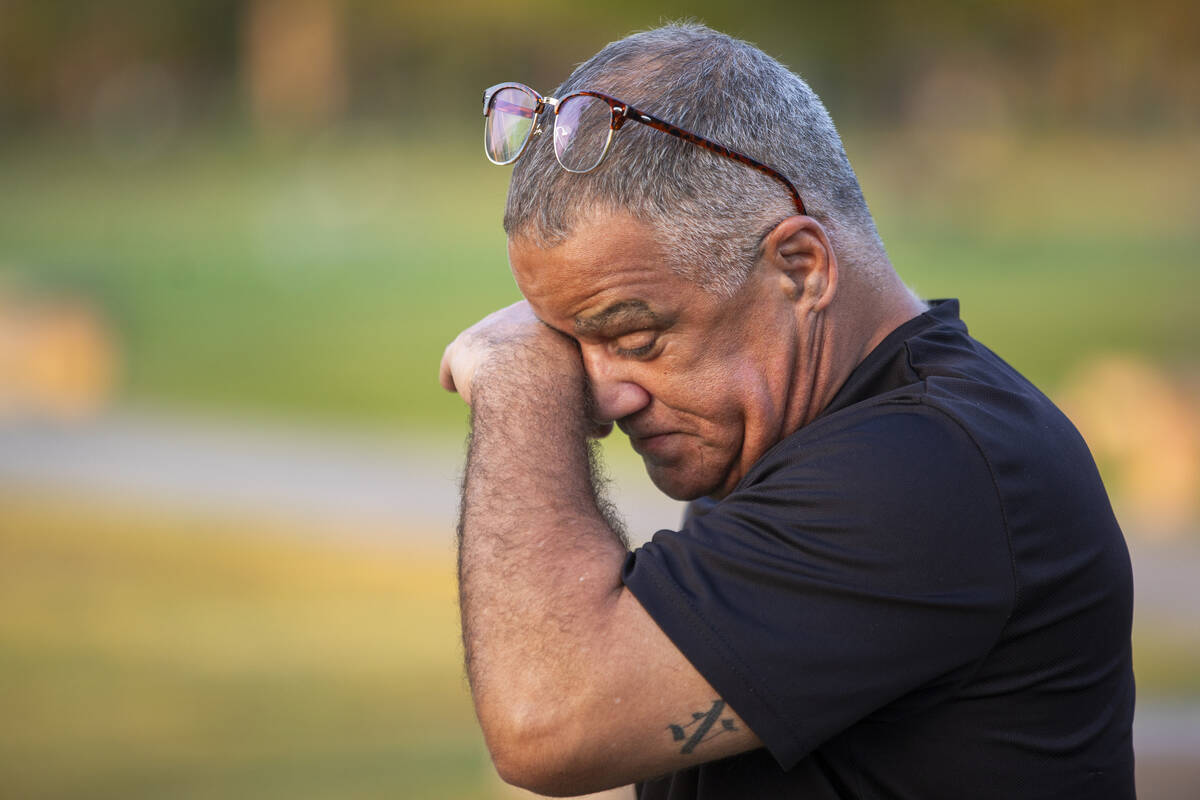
[619,421,685,456]
[618,418,673,441]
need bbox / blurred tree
[243,0,347,131]
[0,0,1196,135]
[0,0,241,132]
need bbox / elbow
[491,746,571,797]
[479,702,599,796]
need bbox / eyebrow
[573,299,659,337]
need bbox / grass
[0,128,1196,431]
[0,490,500,799]
[0,131,519,428]
[1131,624,1200,695]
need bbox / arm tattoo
[667,700,738,754]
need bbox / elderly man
[439,24,1135,800]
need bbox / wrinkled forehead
[506,212,688,324]
[507,207,665,279]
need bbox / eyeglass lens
[486,88,538,164]
[553,95,613,173]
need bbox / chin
[644,461,727,503]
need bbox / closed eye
[612,331,658,358]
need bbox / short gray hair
[503,23,886,296]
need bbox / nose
[582,348,652,424]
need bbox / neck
[789,266,925,429]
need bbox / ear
[760,216,839,314]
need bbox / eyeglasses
[482,82,807,216]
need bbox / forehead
[508,212,698,327]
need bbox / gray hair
[503,23,886,296]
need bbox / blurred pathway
[0,412,684,543]
[2,411,1196,612]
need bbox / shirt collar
[816,298,964,420]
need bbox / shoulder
[676,399,1012,591]
[744,396,996,502]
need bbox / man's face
[509,212,801,501]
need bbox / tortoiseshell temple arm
[619,100,807,217]
[564,89,806,217]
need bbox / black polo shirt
[622,300,1135,799]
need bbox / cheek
[690,348,761,416]
[689,348,785,435]
[655,357,734,420]
[649,310,779,425]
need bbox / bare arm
[440,303,761,795]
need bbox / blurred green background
[1,1,1198,798]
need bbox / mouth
[619,413,689,459]
[627,430,681,458]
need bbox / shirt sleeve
[621,402,1015,769]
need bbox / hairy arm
[441,303,761,795]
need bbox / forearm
[458,354,629,753]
